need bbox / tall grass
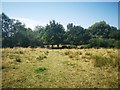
[63,49,119,68]
[93,55,113,67]
[2,48,119,88]
[92,52,119,68]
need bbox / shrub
[89,38,120,48]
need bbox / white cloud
[10,17,46,30]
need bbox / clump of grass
[82,55,86,59]
[79,51,82,55]
[112,56,120,68]
[69,54,74,58]
[62,61,77,68]
[93,55,114,67]
[35,67,47,73]
[62,61,69,64]
[16,57,21,62]
[74,51,82,55]
[107,50,112,54]
[85,52,91,56]
[44,56,47,58]
[12,67,16,69]
[13,50,24,54]
[9,54,15,59]
[64,51,71,55]
[44,51,49,55]
[36,55,47,61]
[36,56,44,60]
[64,50,80,60]
[2,65,6,69]
[19,51,24,54]
[67,62,77,67]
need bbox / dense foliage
[1,13,120,48]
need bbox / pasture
[1,48,119,88]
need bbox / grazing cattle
[28,46,32,48]
[28,46,37,48]
[61,45,68,49]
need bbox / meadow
[1,48,119,88]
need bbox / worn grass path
[2,48,119,88]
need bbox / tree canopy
[1,13,120,48]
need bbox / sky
[2,2,118,30]
[1,0,120,2]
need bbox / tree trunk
[57,44,59,48]
[76,44,77,48]
[52,44,53,48]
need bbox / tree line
[1,13,120,48]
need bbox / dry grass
[2,48,119,88]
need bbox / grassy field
[1,48,119,88]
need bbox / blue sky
[2,2,118,30]
[2,0,120,2]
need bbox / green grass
[35,67,47,73]
[2,48,119,88]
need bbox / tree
[67,23,74,31]
[1,13,37,47]
[1,13,120,48]
[34,25,46,45]
[88,21,111,38]
[65,23,88,47]
[108,26,120,40]
[44,20,65,48]
[1,13,19,47]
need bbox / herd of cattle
[28,45,89,49]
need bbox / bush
[89,38,119,48]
